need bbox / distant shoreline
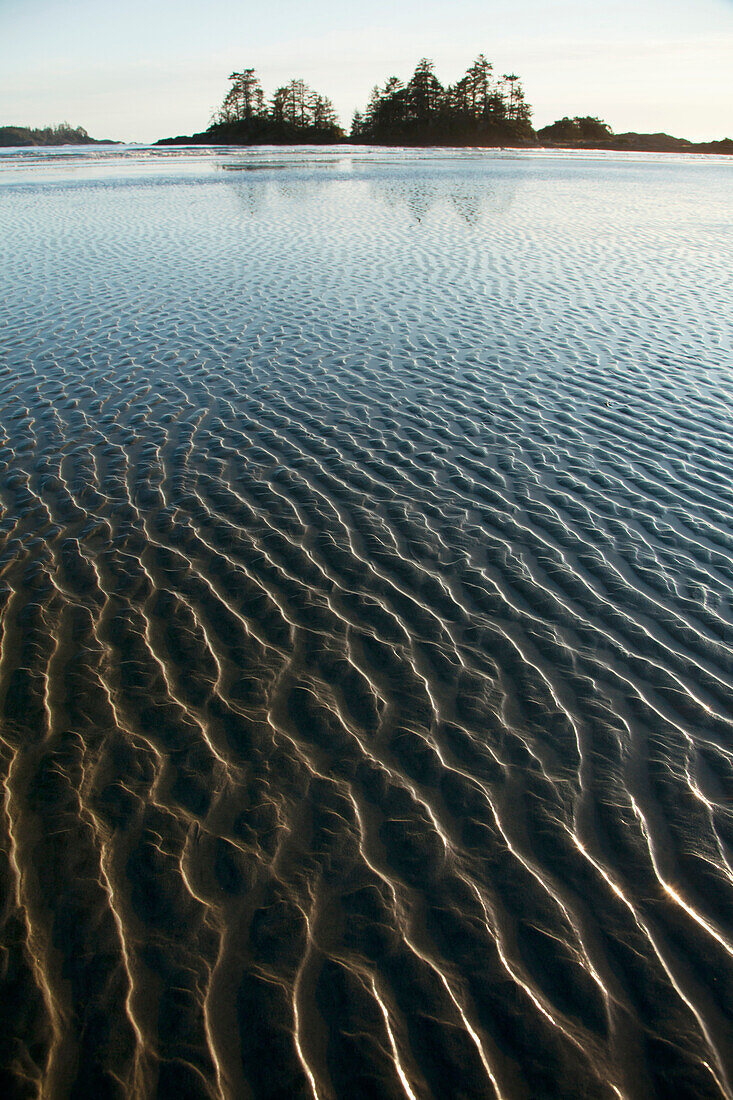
[0,124,120,147]
[537,135,733,155]
[155,132,732,155]
[2,126,730,157]
[154,63,730,155]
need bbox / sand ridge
[0,147,732,1099]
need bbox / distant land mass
[158,69,346,147]
[157,59,731,153]
[3,73,730,154]
[158,58,532,148]
[157,61,726,155]
[536,116,733,154]
[0,123,119,147]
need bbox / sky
[1,0,732,142]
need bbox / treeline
[536,116,612,144]
[536,115,733,154]
[200,70,345,144]
[0,122,108,147]
[157,62,732,151]
[353,56,532,145]
[159,55,533,146]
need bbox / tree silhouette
[466,55,493,115]
[154,64,732,149]
[205,68,344,144]
[501,74,520,120]
[406,59,443,120]
[536,116,612,143]
[157,58,537,147]
[217,70,264,124]
[0,122,98,146]
[352,55,533,145]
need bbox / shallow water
[1,145,732,1099]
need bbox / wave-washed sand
[0,146,732,1099]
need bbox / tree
[406,58,443,119]
[271,80,305,127]
[289,80,309,127]
[311,93,338,129]
[447,75,470,114]
[512,85,532,127]
[218,69,265,123]
[466,55,493,115]
[501,74,520,120]
[383,76,403,97]
[270,86,287,125]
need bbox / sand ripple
[1,147,732,1098]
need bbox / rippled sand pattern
[1,148,733,1099]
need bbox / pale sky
[1,0,731,142]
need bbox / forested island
[157,58,731,152]
[158,57,533,146]
[0,123,118,147]
[159,70,346,145]
[4,65,729,152]
[536,115,733,154]
[351,56,533,145]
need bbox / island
[157,58,533,147]
[536,115,733,155]
[157,58,731,153]
[0,123,119,147]
[158,72,346,146]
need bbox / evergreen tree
[406,59,443,120]
[217,70,265,123]
[466,55,493,116]
[208,68,344,142]
[351,54,533,145]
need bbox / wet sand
[1,146,732,1098]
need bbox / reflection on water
[1,146,733,1100]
